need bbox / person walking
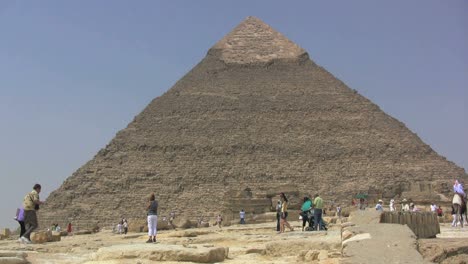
[279,193,294,233]
[146,193,158,243]
[313,193,324,231]
[20,184,43,244]
[239,209,246,224]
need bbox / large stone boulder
[174,218,197,229]
[265,235,341,257]
[31,231,52,244]
[93,244,228,263]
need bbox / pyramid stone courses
[39,17,467,228]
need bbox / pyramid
[40,17,467,228]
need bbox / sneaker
[152,237,156,243]
[146,238,153,243]
[20,236,32,244]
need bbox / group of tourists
[274,193,325,233]
[371,179,467,228]
[116,218,128,235]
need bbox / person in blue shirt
[375,199,383,212]
[300,197,312,231]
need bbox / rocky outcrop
[380,211,440,238]
[419,238,468,263]
[0,251,29,264]
[92,244,228,263]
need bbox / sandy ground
[1,213,467,264]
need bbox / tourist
[375,200,383,212]
[216,215,223,228]
[169,210,176,229]
[117,220,123,234]
[436,206,443,217]
[67,222,73,235]
[430,203,437,212]
[358,198,366,210]
[55,224,61,232]
[336,205,342,221]
[313,194,324,231]
[279,192,294,233]
[14,207,25,238]
[401,199,410,212]
[300,197,312,231]
[239,209,246,224]
[146,193,158,243]
[453,180,466,197]
[20,184,43,244]
[389,199,395,212]
[275,200,281,232]
[123,219,128,235]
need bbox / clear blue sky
[1,1,466,229]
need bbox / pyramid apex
[210,17,307,64]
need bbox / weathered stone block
[1,229,11,238]
[31,231,52,244]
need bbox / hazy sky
[1,1,466,229]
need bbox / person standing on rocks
[239,209,246,224]
[146,193,158,243]
[21,184,43,243]
[279,193,294,233]
[313,193,324,231]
